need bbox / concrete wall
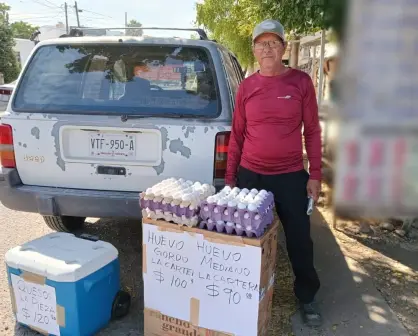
[13,39,35,67]
[38,25,67,41]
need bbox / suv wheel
[43,216,85,232]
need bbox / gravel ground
[0,204,296,336]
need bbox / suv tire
[43,216,85,232]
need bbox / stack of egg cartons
[199,186,275,237]
[140,178,216,227]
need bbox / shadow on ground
[291,209,408,336]
[340,228,418,272]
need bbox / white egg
[254,195,264,202]
[182,194,192,202]
[228,200,238,207]
[237,202,247,210]
[250,188,258,194]
[223,185,232,193]
[247,203,258,212]
[217,198,227,206]
[173,191,183,199]
[146,188,153,195]
[241,188,249,194]
[245,195,254,202]
[178,178,185,183]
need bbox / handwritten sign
[11,274,60,336]
[143,224,262,336]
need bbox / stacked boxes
[142,217,278,336]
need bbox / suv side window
[230,55,245,82]
[220,49,239,98]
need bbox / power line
[79,14,109,20]
[31,0,62,10]
[79,8,112,19]
[68,5,113,19]
[39,0,62,8]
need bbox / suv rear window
[13,44,220,117]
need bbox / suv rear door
[3,41,232,192]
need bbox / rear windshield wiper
[121,114,191,122]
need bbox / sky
[5,0,199,37]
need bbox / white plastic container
[5,232,130,336]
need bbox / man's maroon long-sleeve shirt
[225,69,322,185]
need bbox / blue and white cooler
[5,232,131,336]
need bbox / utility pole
[74,1,81,27]
[125,12,128,36]
[64,2,69,33]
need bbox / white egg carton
[139,178,216,220]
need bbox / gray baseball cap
[252,19,285,42]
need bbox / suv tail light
[214,131,230,179]
[0,124,16,168]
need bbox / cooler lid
[5,232,118,282]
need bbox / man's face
[253,33,287,68]
[134,65,149,77]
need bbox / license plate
[89,132,136,159]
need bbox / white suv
[0,28,245,232]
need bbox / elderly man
[225,19,322,326]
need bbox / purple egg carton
[140,196,201,219]
[200,192,275,227]
[199,213,274,237]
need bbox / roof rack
[64,27,209,40]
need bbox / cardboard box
[142,218,278,336]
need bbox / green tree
[11,21,38,39]
[196,0,339,68]
[126,19,143,37]
[0,3,20,83]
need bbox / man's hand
[307,179,321,203]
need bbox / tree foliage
[0,3,20,83]
[196,0,344,67]
[11,21,39,39]
[127,19,143,37]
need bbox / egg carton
[139,198,200,218]
[199,211,274,237]
[142,208,199,227]
[200,197,275,224]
